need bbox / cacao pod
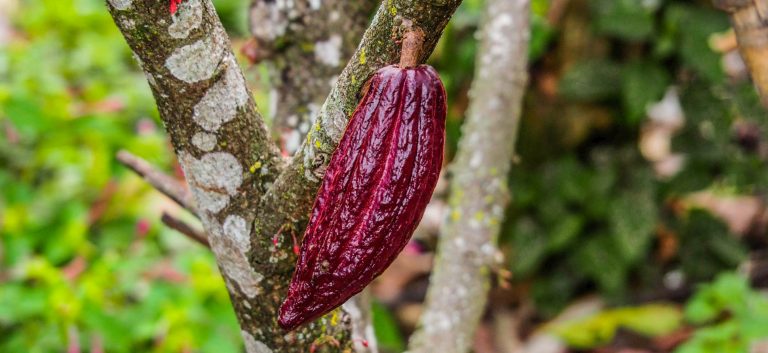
[278,64,446,330]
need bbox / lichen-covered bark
[407,0,530,352]
[108,0,462,352]
[714,0,768,107]
[107,1,351,352]
[249,0,376,154]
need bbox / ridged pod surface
[278,64,446,330]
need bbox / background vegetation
[1,0,766,352]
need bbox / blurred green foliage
[676,273,768,353]
[548,303,682,348]
[504,1,763,316]
[0,0,246,351]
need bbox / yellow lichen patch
[474,211,484,221]
[451,209,461,221]
[315,139,322,148]
[330,309,339,326]
[249,161,262,174]
[359,48,367,65]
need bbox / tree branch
[116,150,198,216]
[714,0,768,107]
[161,211,209,247]
[247,0,376,154]
[108,0,462,351]
[107,1,290,352]
[408,0,531,352]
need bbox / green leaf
[677,211,746,281]
[609,191,657,263]
[591,0,659,41]
[509,218,549,276]
[548,303,682,349]
[664,5,729,82]
[372,301,405,352]
[622,61,670,125]
[572,234,628,298]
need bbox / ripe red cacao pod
[278,64,446,330]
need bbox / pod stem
[399,27,425,68]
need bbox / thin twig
[116,150,198,217]
[161,212,209,247]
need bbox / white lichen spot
[165,32,226,83]
[108,0,132,10]
[193,55,250,131]
[223,215,250,251]
[121,18,135,30]
[309,0,322,10]
[195,152,242,195]
[169,0,203,39]
[191,132,217,152]
[242,331,273,353]
[314,35,342,67]
[194,189,230,213]
[206,217,263,298]
[242,300,252,309]
[177,151,242,213]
